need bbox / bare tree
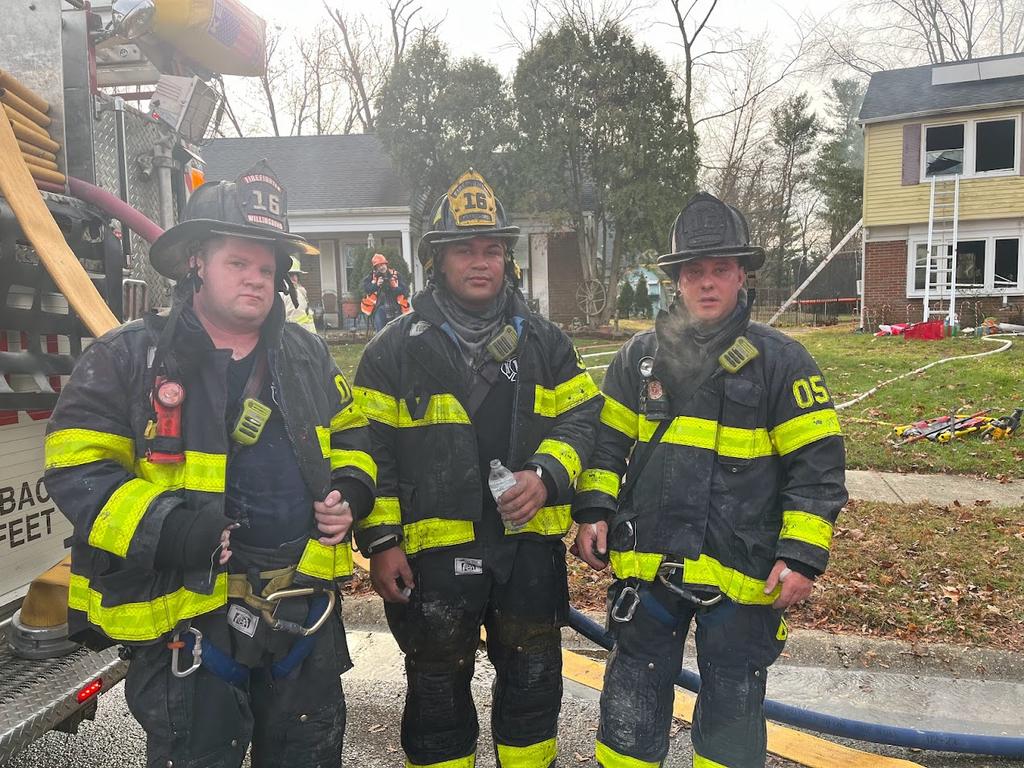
[823,0,1024,73]
[498,0,548,54]
[324,0,442,132]
[258,26,285,137]
[668,0,718,140]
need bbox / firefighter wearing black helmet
[572,192,847,768]
[353,170,600,767]
[44,161,375,767]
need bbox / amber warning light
[77,678,103,703]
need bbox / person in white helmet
[286,255,317,333]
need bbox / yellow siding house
[859,53,1024,325]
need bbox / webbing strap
[638,584,683,629]
[226,566,297,612]
[181,594,328,688]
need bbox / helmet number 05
[792,375,829,409]
[252,190,281,215]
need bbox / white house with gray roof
[201,133,600,327]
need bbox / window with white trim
[909,236,1023,295]
[922,116,1019,179]
[925,124,964,177]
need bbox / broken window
[954,240,986,287]
[994,238,1021,287]
[975,119,1016,173]
[925,124,964,176]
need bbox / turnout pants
[596,579,787,768]
[384,539,569,768]
[124,538,352,768]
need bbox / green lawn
[804,327,1024,477]
[333,324,1024,478]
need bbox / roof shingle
[200,134,410,211]
[859,52,1024,124]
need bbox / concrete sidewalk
[847,469,1024,507]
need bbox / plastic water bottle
[488,459,520,531]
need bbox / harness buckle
[657,562,724,607]
[610,584,641,623]
[169,626,203,678]
[260,587,336,636]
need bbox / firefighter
[353,170,601,767]
[287,254,318,333]
[44,161,375,768]
[573,192,847,768]
[361,252,410,332]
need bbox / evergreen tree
[616,280,635,318]
[633,279,652,319]
[812,79,866,247]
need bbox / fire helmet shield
[657,191,766,275]
[417,169,520,270]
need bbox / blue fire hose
[568,608,1024,758]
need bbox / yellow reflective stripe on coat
[44,428,134,471]
[577,468,620,498]
[402,518,475,555]
[296,539,354,579]
[316,425,331,457]
[638,417,774,460]
[354,386,399,427]
[600,395,639,440]
[506,505,571,537]
[770,409,842,456]
[594,740,660,768]
[134,452,227,492]
[356,496,401,530]
[354,387,471,428]
[533,372,600,418]
[536,438,581,483]
[610,551,779,605]
[780,510,834,551]
[87,478,164,557]
[331,400,368,432]
[405,754,476,768]
[693,752,729,768]
[496,738,557,768]
[68,572,228,642]
[331,449,377,482]
[609,550,664,582]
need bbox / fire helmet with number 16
[418,170,521,283]
[149,159,313,295]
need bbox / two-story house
[859,53,1024,327]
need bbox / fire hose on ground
[567,609,1024,759]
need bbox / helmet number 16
[251,190,282,215]
[463,191,488,209]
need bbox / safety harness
[609,336,760,626]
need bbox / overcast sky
[240,0,850,77]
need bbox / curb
[341,594,1024,684]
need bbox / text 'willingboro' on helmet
[656,191,766,278]
[417,170,521,272]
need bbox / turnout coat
[44,297,374,647]
[352,290,601,556]
[573,311,847,604]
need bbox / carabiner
[610,584,641,623]
[260,587,336,636]
[169,626,203,678]
[657,562,724,607]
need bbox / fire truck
[0,0,266,759]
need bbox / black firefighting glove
[155,505,232,570]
